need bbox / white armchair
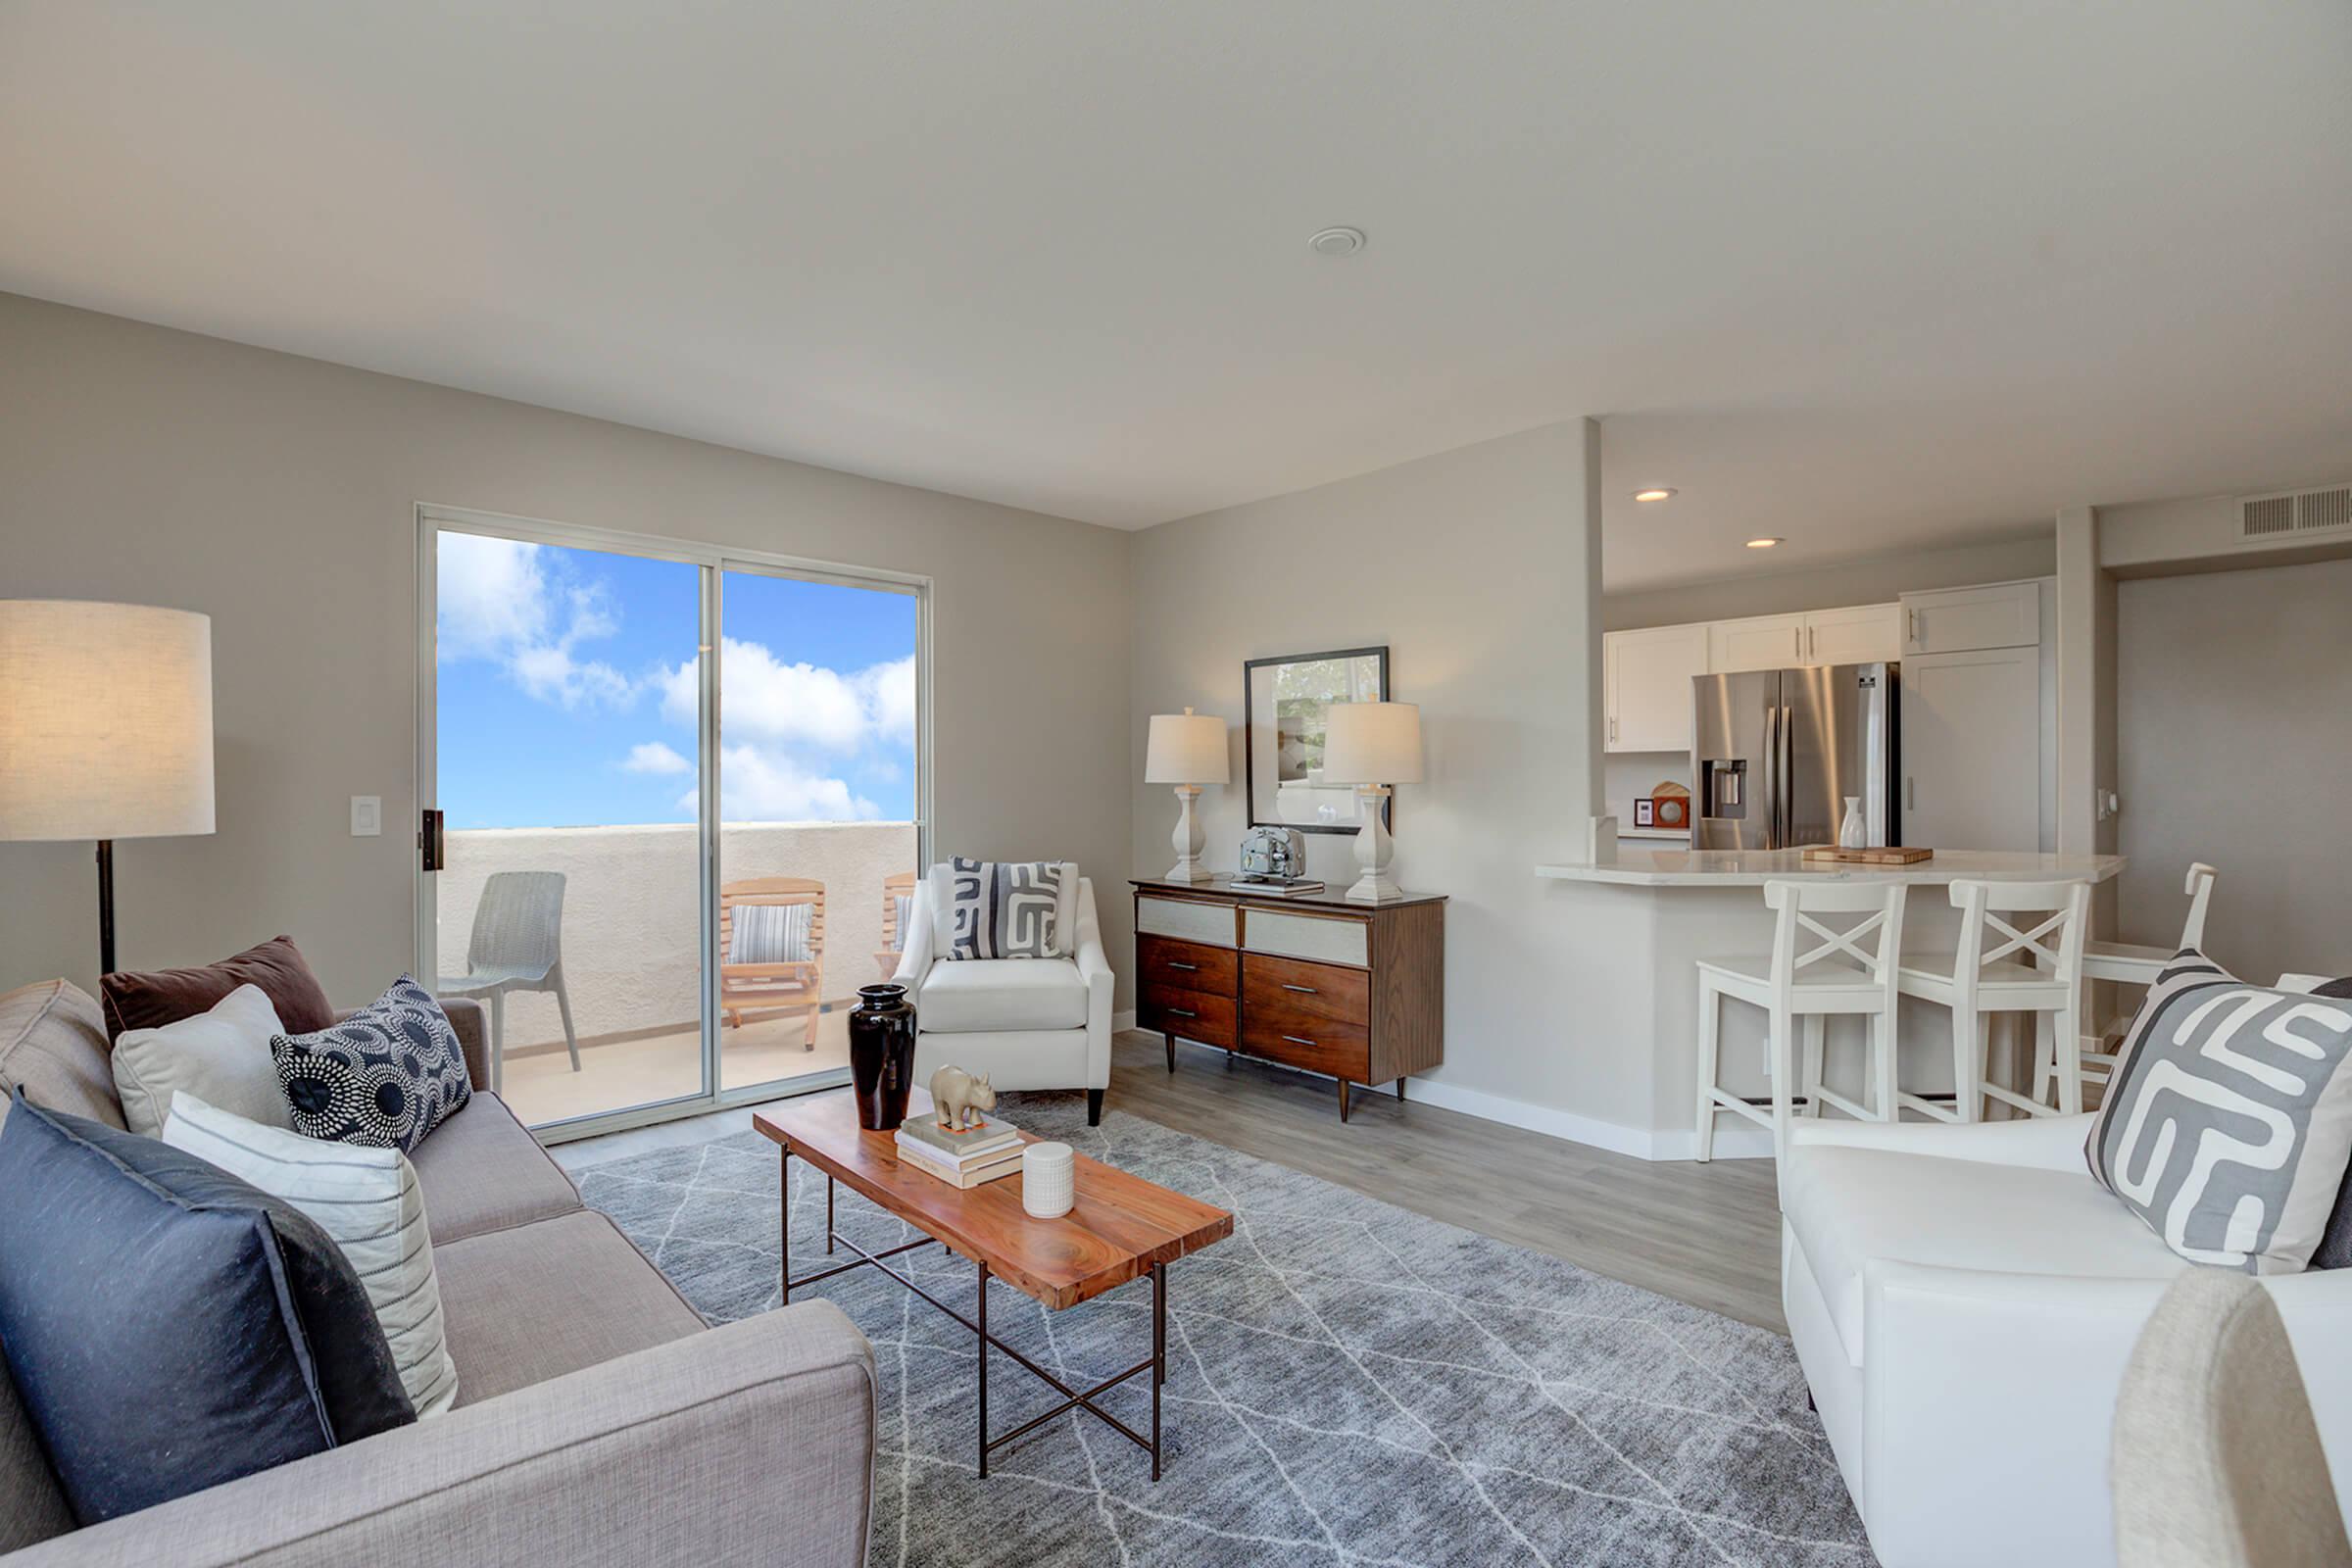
[1781,1111,2352,1568]
[892,867,1113,1124]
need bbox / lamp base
[1344,785,1402,902]
[1163,784,1214,882]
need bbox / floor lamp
[0,601,217,975]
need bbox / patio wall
[434,821,917,1052]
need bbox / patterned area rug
[576,1094,1874,1567]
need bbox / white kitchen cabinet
[1900,580,2040,656]
[1604,622,1709,752]
[1707,612,1809,673]
[1801,603,1902,665]
[1901,647,2041,851]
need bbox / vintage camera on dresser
[1233,825,1309,886]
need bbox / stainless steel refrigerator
[1690,662,1900,851]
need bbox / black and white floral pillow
[272,976,472,1152]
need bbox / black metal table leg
[779,1148,791,1304]
[976,1259,990,1478]
[1151,1262,1165,1482]
[826,1174,835,1255]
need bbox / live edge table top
[753,1090,1233,1310]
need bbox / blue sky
[436,533,916,829]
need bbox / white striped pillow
[163,1092,458,1416]
[728,901,812,965]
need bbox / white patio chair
[442,870,578,1092]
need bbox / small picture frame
[1634,798,1656,828]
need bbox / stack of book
[1228,876,1325,896]
[894,1111,1025,1188]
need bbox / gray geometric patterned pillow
[2086,951,2352,1273]
[944,858,1065,960]
[271,976,473,1153]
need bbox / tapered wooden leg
[1086,1088,1103,1126]
[1339,1079,1351,1122]
[1396,1077,1406,1103]
[1164,1032,1176,1073]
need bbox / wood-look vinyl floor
[1104,1029,1790,1333]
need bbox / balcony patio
[434,820,918,1128]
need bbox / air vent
[2240,485,2352,540]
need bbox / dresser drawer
[1242,952,1368,1028]
[1242,906,1368,967]
[1140,984,1236,1048]
[1136,935,1237,996]
[1242,1012,1369,1083]
[1137,895,1236,948]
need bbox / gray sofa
[0,978,876,1567]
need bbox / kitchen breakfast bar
[1535,848,2128,1159]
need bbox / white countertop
[1535,847,2128,888]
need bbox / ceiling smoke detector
[1307,226,1366,257]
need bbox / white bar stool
[1694,879,1909,1162]
[1895,878,2091,1122]
[2078,861,2219,1088]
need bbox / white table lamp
[1144,708,1228,882]
[0,601,217,973]
[1320,702,1421,902]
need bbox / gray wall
[1603,533,2056,631]
[0,294,1136,1008]
[2116,557,2352,979]
[1128,421,1658,1129]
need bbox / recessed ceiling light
[1746,537,1784,550]
[1633,488,1676,503]
[1307,226,1366,257]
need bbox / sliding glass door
[416,508,926,1138]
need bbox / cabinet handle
[1607,715,1617,743]
[1168,961,1198,971]
[1907,608,1921,646]
[1794,627,1802,661]
[1168,1007,1197,1018]
[1281,983,1317,994]
[1281,1035,1316,1048]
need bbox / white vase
[1838,796,1867,849]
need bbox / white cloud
[659,640,911,752]
[620,741,692,775]
[687,746,879,823]
[437,533,635,710]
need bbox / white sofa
[1781,1112,2352,1567]
[892,865,1113,1123]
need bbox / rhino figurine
[929,1064,997,1131]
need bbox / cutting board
[1800,845,1934,865]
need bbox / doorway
[416,508,928,1138]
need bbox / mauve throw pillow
[100,935,336,1042]
[0,1094,413,1525]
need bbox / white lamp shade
[0,600,217,842]
[1145,709,1228,785]
[1321,702,1422,785]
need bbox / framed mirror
[1244,646,1390,834]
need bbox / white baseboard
[1112,1008,1137,1033]
[1400,1078,1773,1161]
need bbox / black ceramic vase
[849,983,917,1131]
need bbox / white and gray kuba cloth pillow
[2086,951,2352,1273]
[944,858,1067,960]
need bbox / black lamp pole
[95,839,116,976]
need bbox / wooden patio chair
[718,876,825,1049]
[874,868,919,980]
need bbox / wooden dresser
[1129,877,1446,1122]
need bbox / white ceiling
[4,3,2349,590]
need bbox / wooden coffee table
[753,1089,1232,1480]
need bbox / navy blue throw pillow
[0,1094,414,1524]
[271,975,471,1152]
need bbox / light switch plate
[351,796,382,837]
